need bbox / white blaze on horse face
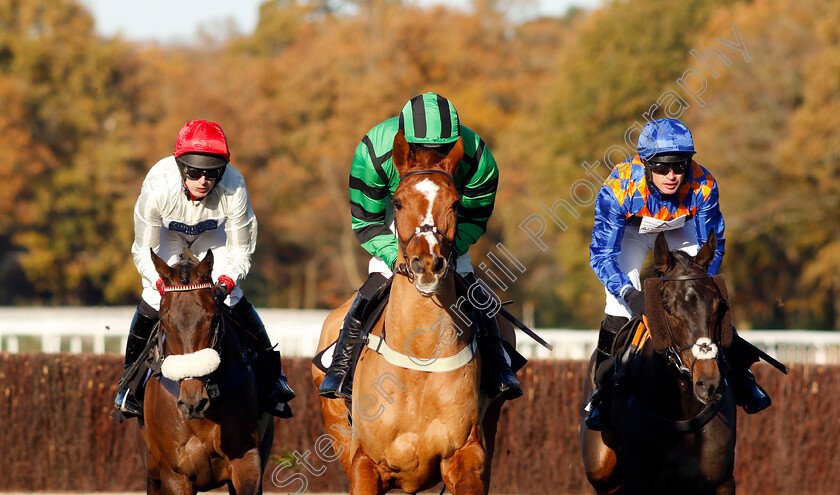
[414,178,440,255]
[691,337,718,360]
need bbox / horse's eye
[393,199,403,210]
[663,305,674,316]
[452,200,460,212]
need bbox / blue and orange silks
[590,155,725,299]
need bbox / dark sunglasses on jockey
[182,164,224,181]
[176,154,227,181]
[646,155,692,176]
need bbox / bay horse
[312,131,513,494]
[581,233,737,495]
[138,249,274,494]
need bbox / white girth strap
[366,334,476,372]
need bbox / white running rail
[0,307,838,364]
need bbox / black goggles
[182,164,224,181]
[647,159,690,176]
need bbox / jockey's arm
[454,134,498,257]
[350,132,400,269]
[221,174,257,285]
[590,184,636,299]
[691,169,726,275]
[131,172,164,286]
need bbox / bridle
[157,282,225,379]
[657,273,725,379]
[393,169,458,283]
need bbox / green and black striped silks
[398,92,460,144]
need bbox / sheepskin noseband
[161,347,221,381]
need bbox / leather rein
[393,169,458,282]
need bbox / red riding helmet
[174,120,230,168]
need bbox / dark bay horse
[312,131,513,494]
[581,233,737,495]
[138,249,273,494]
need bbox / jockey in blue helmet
[584,118,771,431]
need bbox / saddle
[594,316,649,389]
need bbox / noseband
[658,273,724,378]
[394,170,458,282]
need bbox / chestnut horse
[312,131,512,494]
[581,233,737,495]
[138,249,274,494]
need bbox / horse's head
[392,130,463,296]
[151,249,221,420]
[644,233,733,405]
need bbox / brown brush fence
[0,354,836,493]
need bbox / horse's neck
[385,274,466,351]
[638,348,703,418]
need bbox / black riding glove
[623,287,646,317]
[212,275,235,305]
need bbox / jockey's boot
[232,298,296,414]
[727,332,771,414]
[477,311,523,400]
[461,273,522,400]
[114,303,159,418]
[318,291,369,400]
[584,315,625,431]
[319,273,390,400]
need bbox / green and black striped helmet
[398,92,460,144]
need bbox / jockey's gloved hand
[623,287,646,317]
[212,275,235,304]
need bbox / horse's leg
[229,449,263,495]
[313,298,358,476]
[441,425,487,495]
[146,473,162,495]
[159,466,194,495]
[580,352,621,494]
[716,476,736,495]
[349,450,388,495]
[479,397,503,489]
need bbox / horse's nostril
[411,257,424,274]
[433,257,446,275]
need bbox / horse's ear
[695,230,716,271]
[393,130,410,176]
[151,248,173,281]
[196,249,214,280]
[441,137,464,176]
[653,233,674,273]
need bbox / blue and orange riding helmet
[637,118,695,162]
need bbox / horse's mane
[176,260,194,285]
[656,250,704,277]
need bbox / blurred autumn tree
[693,0,840,328]
[0,0,147,304]
[1,0,838,329]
